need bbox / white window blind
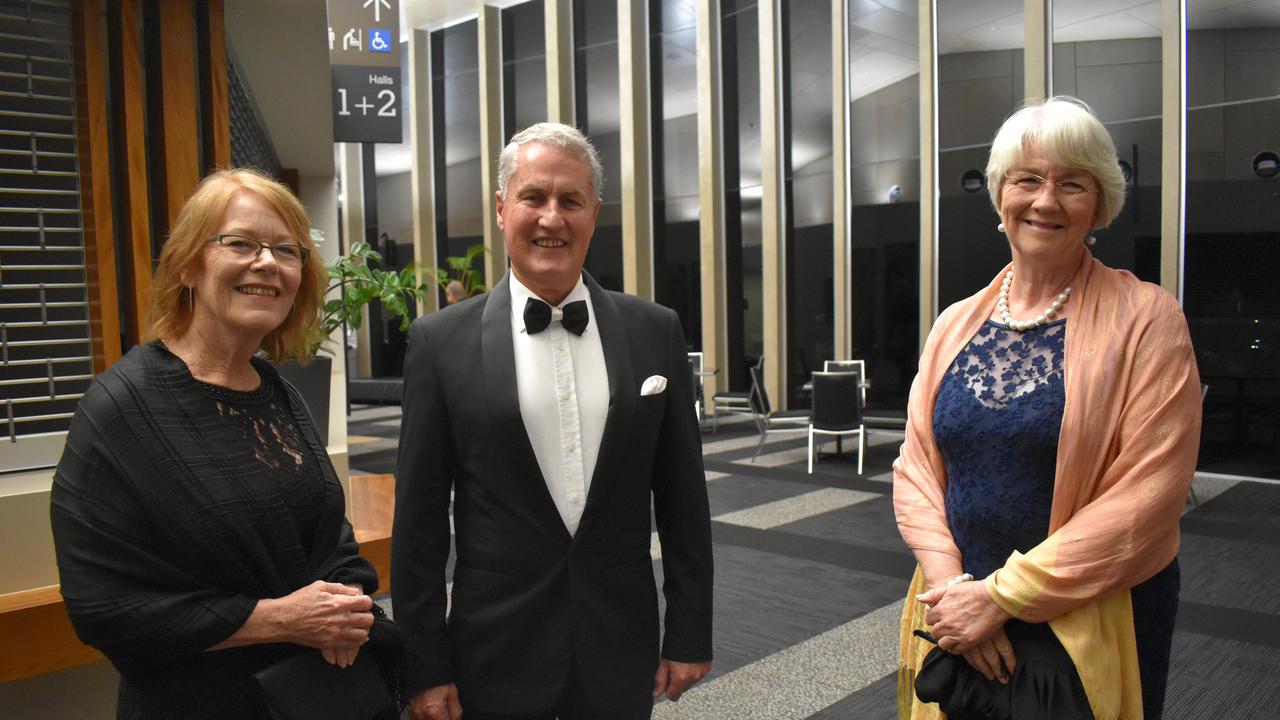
[0,0,94,472]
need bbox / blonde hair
[986,96,1126,228]
[145,168,326,362]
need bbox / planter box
[276,356,333,442]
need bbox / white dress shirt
[509,273,610,536]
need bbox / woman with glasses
[894,97,1201,719]
[51,169,392,718]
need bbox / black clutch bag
[912,622,1094,720]
[254,605,404,720]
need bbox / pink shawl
[893,250,1202,718]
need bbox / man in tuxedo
[393,122,714,720]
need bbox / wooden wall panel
[199,0,230,171]
[109,0,154,344]
[71,0,122,371]
[156,0,201,231]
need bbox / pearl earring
[997,223,1006,233]
[1086,234,1097,246]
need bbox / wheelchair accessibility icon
[369,29,392,53]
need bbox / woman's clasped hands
[918,574,1017,685]
[270,580,375,668]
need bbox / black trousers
[462,660,653,720]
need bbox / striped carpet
[349,404,1280,719]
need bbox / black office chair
[688,351,706,425]
[808,371,864,475]
[712,356,763,432]
[823,359,867,406]
[748,362,809,462]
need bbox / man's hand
[653,659,712,702]
[407,684,462,720]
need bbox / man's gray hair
[497,122,604,200]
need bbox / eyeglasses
[1004,171,1099,198]
[209,234,309,269]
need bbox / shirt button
[560,392,571,402]
[569,493,582,504]
[555,344,566,353]
[566,441,577,451]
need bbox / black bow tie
[524,297,589,336]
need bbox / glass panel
[848,0,920,413]
[784,0,833,406]
[502,0,547,141]
[575,0,624,290]
[936,0,1024,310]
[722,0,760,392]
[651,0,701,346]
[1185,2,1280,479]
[1051,2,1161,282]
[431,22,484,274]
[368,42,417,378]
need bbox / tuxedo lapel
[578,272,635,533]
[480,273,570,541]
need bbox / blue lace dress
[933,319,1180,719]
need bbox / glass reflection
[502,1,547,142]
[848,0,921,414]
[784,0,834,405]
[1184,2,1280,479]
[1051,1,1161,282]
[936,0,1024,310]
[722,0,760,392]
[575,0,623,290]
[431,21,483,272]
[651,0,701,345]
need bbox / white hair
[986,96,1127,228]
[497,122,604,200]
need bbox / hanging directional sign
[326,0,402,143]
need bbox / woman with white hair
[894,97,1201,719]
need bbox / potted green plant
[431,243,489,300]
[279,234,433,440]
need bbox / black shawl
[51,343,376,716]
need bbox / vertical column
[1024,0,1050,102]
[156,0,201,229]
[695,0,727,400]
[198,0,230,170]
[339,143,371,377]
[110,0,155,345]
[918,0,938,344]
[759,0,786,408]
[409,28,439,315]
[831,0,851,360]
[546,0,574,124]
[479,4,507,286]
[1160,0,1185,299]
[71,0,122,370]
[618,0,653,299]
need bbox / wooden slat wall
[199,0,230,171]
[156,0,202,233]
[71,0,122,372]
[109,0,155,344]
[96,0,230,343]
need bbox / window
[0,0,95,472]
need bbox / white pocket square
[640,375,668,396]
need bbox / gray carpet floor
[348,404,1280,719]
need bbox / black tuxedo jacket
[392,271,713,714]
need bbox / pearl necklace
[997,270,1070,332]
